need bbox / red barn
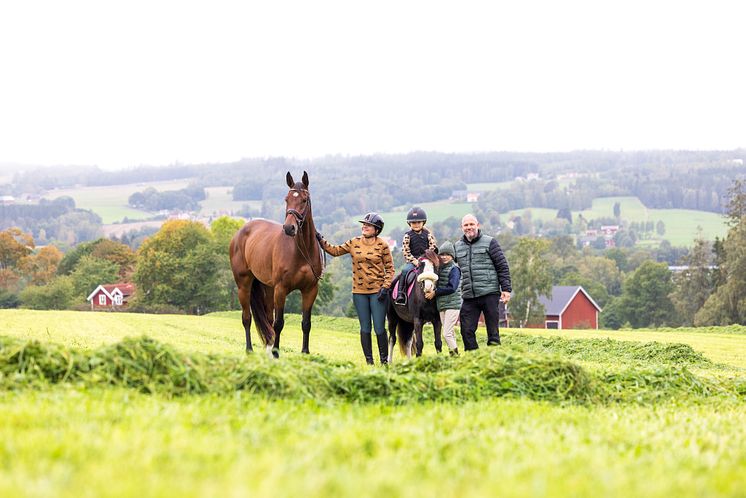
[535,285,601,329]
[86,283,135,310]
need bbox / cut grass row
[1,335,742,404]
[3,309,745,369]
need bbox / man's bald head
[461,214,480,241]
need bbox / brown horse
[229,171,323,357]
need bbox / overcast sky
[0,0,743,170]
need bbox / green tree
[694,179,746,325]
[134,220,225,314]
[620,261,676,328]
[656,220,666,236]
[599,296,624,329]
[210,216,245,250]
[70,255,120,299]
[694,218,746,325]
[20,276,74,310]
[669,232,714,326]
[613,201,621,219]
[509,238,553,327]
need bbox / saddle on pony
[391,267,419,306]
[391,259,439,306]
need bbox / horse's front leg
[300,285,319,354]
[272,287,288,358]
[387,306,397,364]
[433,318,443,353]
[414,321,425,357]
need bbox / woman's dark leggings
[352,293,387,336]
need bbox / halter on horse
[229,171,323,357]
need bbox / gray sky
[1,0,743,170]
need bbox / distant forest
[2,150,744,248]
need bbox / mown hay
[504,334,714,367]
[0,335,741,405]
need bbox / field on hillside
[1,310,744,498]
[198,187,260,218]
[42,179,194,223]
[503,196,728,246]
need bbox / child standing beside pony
[424,241,462,356]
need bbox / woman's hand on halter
[424,290,436,300]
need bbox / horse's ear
[286,172,294,188]
[302,171,309,189]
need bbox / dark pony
[387,249,443,361]
[229,171,323,357]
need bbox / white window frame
[545,320,559,329]
[114,295,123,306]
[98,294,107,305]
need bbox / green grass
[0,309,744,498]
[42,179,195,223]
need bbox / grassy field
[198,187,260,218]
[42,179,194,223]
[0,309,744,497]
[502,196,728,246]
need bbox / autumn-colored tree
[17,245,64,286]
[0,227,34,270]
[57,238,135,278]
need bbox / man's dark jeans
[459,293,501,350]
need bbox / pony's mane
[423,249,440,269]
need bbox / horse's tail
[250,279,274,346]
[397,320,414,356]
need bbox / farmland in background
[198,187,260,218]
[42,179,194,223]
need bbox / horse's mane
[423,249,440,270]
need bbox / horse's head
[283,171,311,236]
[417,257,439,294]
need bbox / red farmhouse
[535,285,602,329]
[86,283,135,310]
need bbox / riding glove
[377,288,389,302]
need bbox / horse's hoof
[301,349,310,354]
[272,348,280,359]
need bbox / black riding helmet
[406,206,427,223]
[358,212,384,234]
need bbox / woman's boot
[360,333,374,365]
[376,332,389,365]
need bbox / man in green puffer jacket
[454,214,512,350]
